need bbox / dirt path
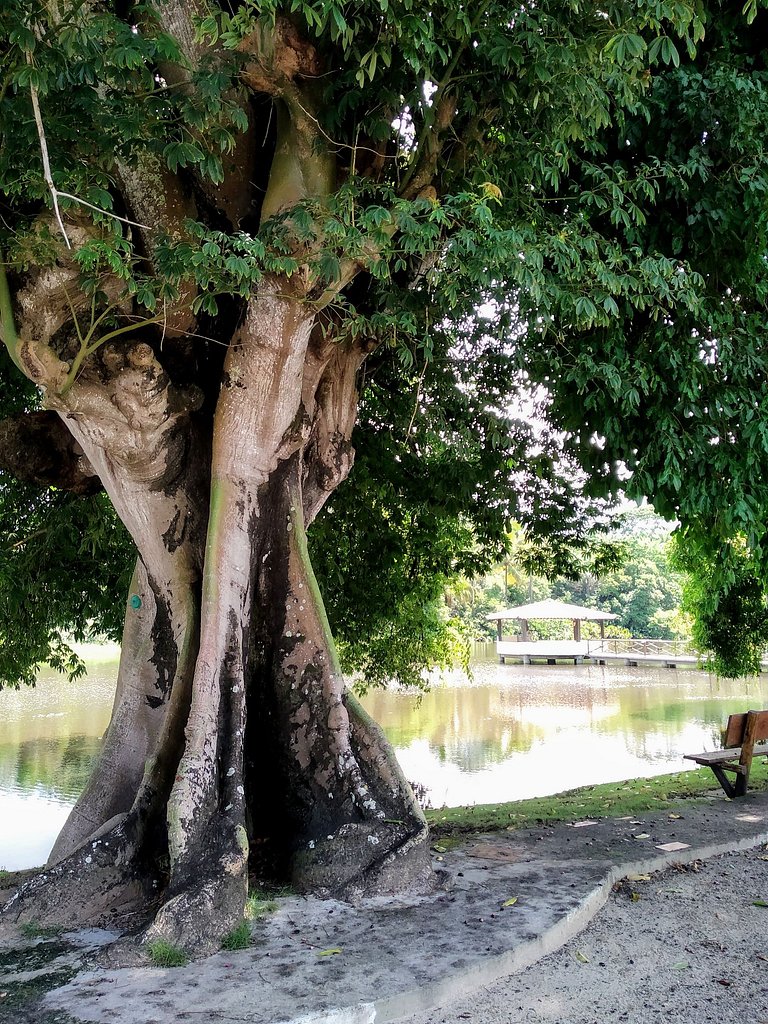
[404,848,768,1024]
[4,801,768,1024]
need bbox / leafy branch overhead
[0,0,767,693]
[2,0,768,954]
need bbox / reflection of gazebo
[487,598,618,643]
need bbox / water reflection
[363,661,768,807]
[0,663,114,868]
[1,656,767,869]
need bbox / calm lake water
[1,650,766,870]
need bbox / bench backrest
[724,710,768,747]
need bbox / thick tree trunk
[145,281,315,947]
[3,289,432,951]
[3,340,208,927]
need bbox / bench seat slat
[684,740,768,765]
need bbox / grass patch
[221,920,252,951]
[245,884,291,920]
[245,892,278,919]
[19,922,64,940]
[426,760,768,839]
[145,939,189,968]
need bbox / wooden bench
[684,710,768,797]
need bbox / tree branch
[239,17,324,99]
[301,336,368,523]
[398,9,485,200]
[399,90,459,200]
[149,0,258,226]
[29,80,71,249]
[0,260,23,373]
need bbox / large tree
[1,0,767,950]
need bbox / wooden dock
[496,638,714,668]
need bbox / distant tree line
[449,508,688,642]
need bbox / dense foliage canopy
[1,0,767,686]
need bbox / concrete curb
[334,831,768,1024]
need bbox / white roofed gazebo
[487,599,618,643]
[487,600,619,664]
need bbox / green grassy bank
[425,761,768,839]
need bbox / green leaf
[163,141,205,173]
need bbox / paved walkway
[3,789,768,1024]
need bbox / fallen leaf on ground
[668,813,682,819]
[631,892,641,902]
[316,948,343,957]
[574,950,590,964]
[752,900,768,908]
[715,979,732,987]
[501,897,518,907]
[633,833,651,840]
[627,873,651,882]
[671,962,689,970]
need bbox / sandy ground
[405,847,768,1024]
[4,799,768,1024]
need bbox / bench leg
[711,765,736,799]
[734,768,749,797]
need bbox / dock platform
[496,638,706,668]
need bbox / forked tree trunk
[3,286,432,952]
